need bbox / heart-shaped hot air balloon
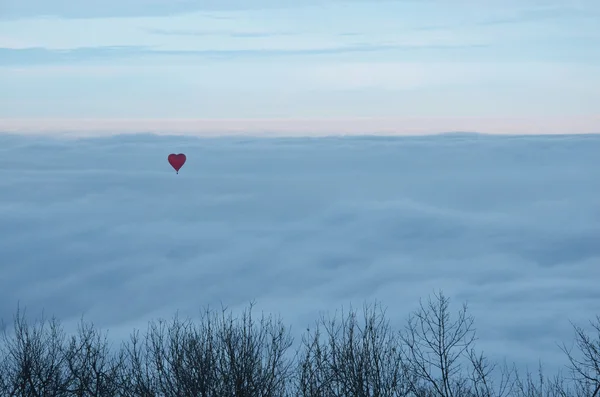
[168,153,186,174]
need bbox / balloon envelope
[168,153,186,173]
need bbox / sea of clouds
[1,132,599,375]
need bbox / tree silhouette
[0,294,598,397]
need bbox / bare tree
[399,291,512,397]
[399,291,475,397]
[126,311,221,397]
[119,303,294,397]
[61,318,125,396]
[120,328,159,397]
[295,302,413,397]
[213,302,294,397]
[296,321,334,397]
[468,351,514,397]
[510,362,582,397]
[0,297,598,397]
[560,316,600,397]
[0,306,69,396]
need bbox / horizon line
[1,117,599,137]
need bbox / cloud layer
[1,133,599,376]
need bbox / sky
[1,0,599,134]
[1,133,599,377]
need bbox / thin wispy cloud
[0,42,495,66]
[145,27,297,38]
[0,0,409,19]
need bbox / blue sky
[0,0,599,134]
[1,133,599,377]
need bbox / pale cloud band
[1,117,599,136]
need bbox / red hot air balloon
[168,153,186,174]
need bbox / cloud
[0,0,416,19]
[0,46,148,65]
[2,0,592,21]
[145,28,296,38]
[0,132,599,375]
[0,43,489,65]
